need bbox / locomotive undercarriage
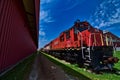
[46,46,119,74]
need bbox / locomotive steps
[41,51,120,80]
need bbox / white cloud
[39,0,55,48]
[38,37,48,48]
[39,25,48,48]
[90,0,120,29]
[58,0,85,11]
[39,37,47,42]
[40,0,55,23]
[40,10,48,21]
[44,17,54,22]
[105,27,115,31]
[40,0,54,5]
[62,0,79,11]
[99,21,107,28]
[39,30,45,36]
[39,10,54,48]
[40,10,54,23]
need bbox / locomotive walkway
[28,52,79,80]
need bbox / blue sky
[39,0,120,48]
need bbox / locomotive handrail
[88,33,92,60]
[105,35,108,46]
[105,35,116,54]
[77,30,86,59]
[89,33,103,60]
[79,32,86,59]
[100,34,104,46]
[89,33,103,47]
[110,35,116,54]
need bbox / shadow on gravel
[29,52,81,80]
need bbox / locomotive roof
[60,21,92,34]
[45,20,103,48]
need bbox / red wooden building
[0,0,40,74]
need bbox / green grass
[114,51,120,70]
[41,51,120,80]
[0,53,36,80]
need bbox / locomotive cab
[73,21,118,73]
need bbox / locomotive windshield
[66,30,70,39]
[60,35,64,42]
[74,25,88,32]
[74,20,89,32]
[74,27,78,41]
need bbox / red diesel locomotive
[43,20,119,74]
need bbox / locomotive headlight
[87,48,90,51]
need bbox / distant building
[103,31,120,51]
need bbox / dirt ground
[28,53,79,80]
